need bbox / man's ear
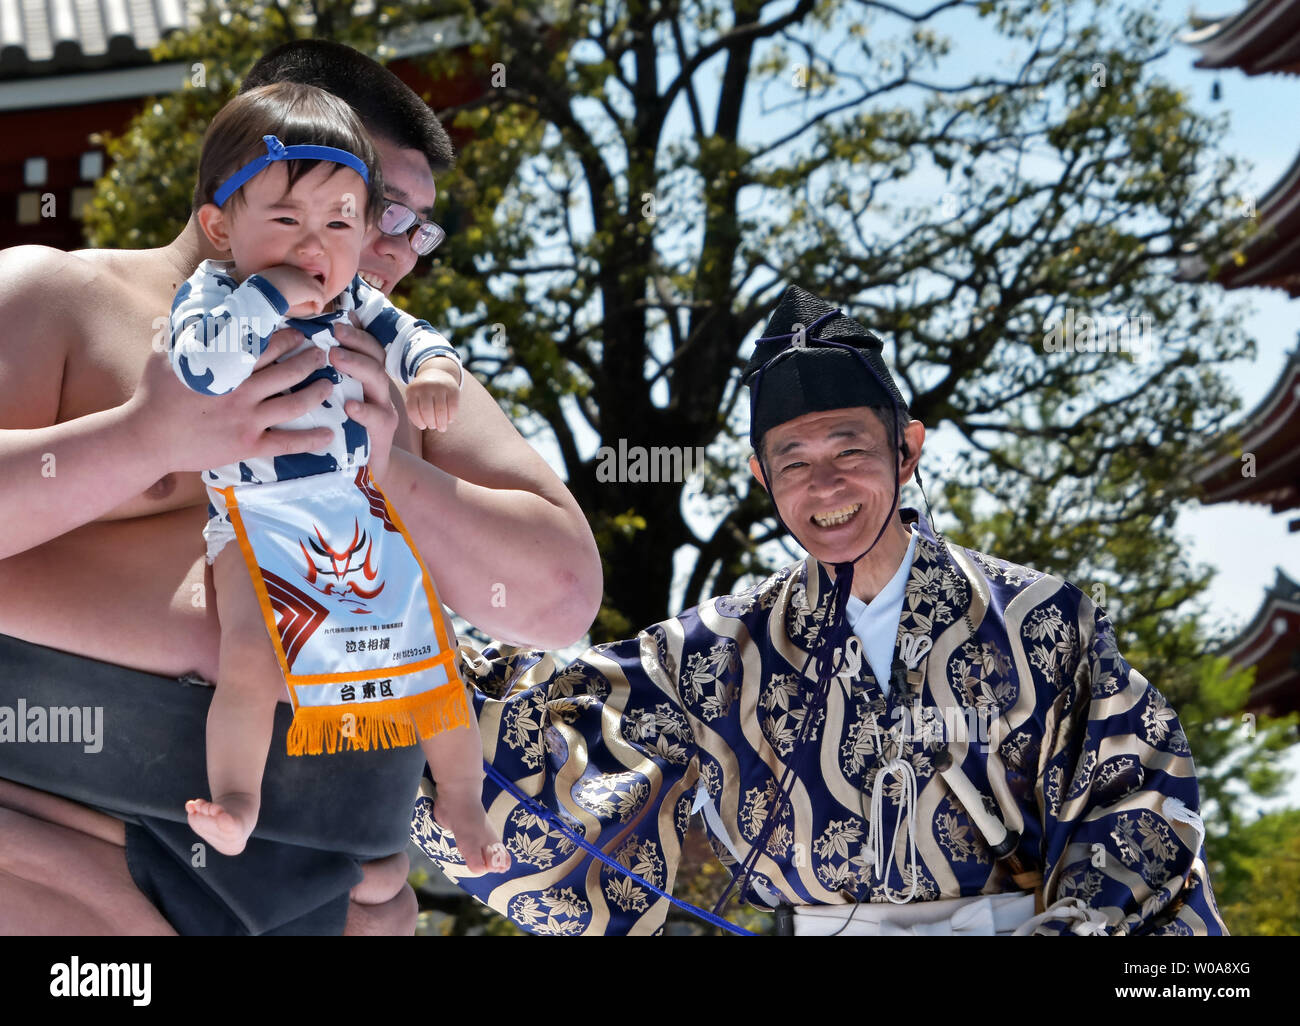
[747,454,769,493]
[196,202,233,253]
[899,420,926,486]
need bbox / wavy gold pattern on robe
[412,512,1226,935]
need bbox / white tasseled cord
[864,718,919,903]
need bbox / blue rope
[482,762,756,936]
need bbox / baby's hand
[256,264,326,317]
[405,356,461,432]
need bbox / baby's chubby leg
[422,712,511,875]
[185,545,285,856]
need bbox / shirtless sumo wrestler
[0,81,601,933]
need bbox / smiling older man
[413,284,1225,937]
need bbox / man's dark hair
[193,81,384,224]
[241,39,456,175]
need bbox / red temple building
[0,2,486,251]
[1193,347,1300,715]
[1218,568,1300,716]
[1194,348,1300,534]
[1187,1,1300,715]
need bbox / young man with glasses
[0,40,601,935]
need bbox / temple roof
[0,1,470,80]
[1178,2,1300,293]
[1221,567,1300,715]
[1185,3,1300,717]
[1185,0,1300,75]
[0,0,187,77]
[1183,146,1300,295]
[1195,348,1300,514]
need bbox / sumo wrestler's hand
[328,318,399,484]
[137,328,336,474]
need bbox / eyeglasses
[377,198,446,256]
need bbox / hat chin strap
[715,336,909,914]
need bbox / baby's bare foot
[483,840,511,873]
[435,791,512,875]
[185,793,258,856]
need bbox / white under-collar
[843,527,918,697]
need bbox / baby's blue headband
[213,134,369,207]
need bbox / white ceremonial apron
[219,467,467,755]
[792,891,1037,936]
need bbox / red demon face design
[298,520,386,613]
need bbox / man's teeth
[812,504,861,527]
[359,272,385,290]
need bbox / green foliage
[393,0,1260,642]
[1170,656,1297,844]
[1214,809,1300,936]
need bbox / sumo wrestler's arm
[0,247,335,559]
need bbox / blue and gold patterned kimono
[411,511,1226,935]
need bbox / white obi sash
[792,891,1037,936]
